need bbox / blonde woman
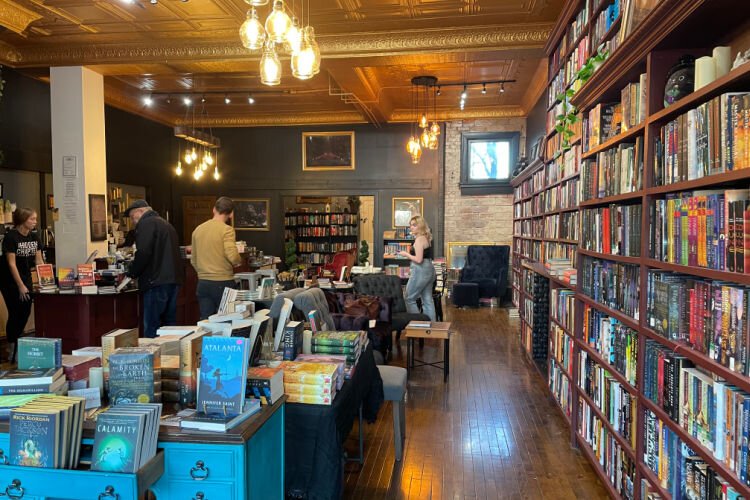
[397,215,437,321]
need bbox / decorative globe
[664,55,695,107]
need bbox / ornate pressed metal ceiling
[0,0,562,126]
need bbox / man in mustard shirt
[190,197,242,319]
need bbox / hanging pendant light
[291,30,315,79]
[244,0,269,5]
[175,160,183,176]
[428,130,439,150]
[419,114,428,129]
[265,0,292,44]
[204,150,214,166]
[239,8,266,50]
[305,26,321,75]
[419,128,431,148]
[213,167,220,180]
[183,150,193,165]
[260,42,282,86]
[430,122,440,136]
[285,17,302,54]
[410,143,422,164]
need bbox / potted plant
[284,239,298,270]
[358,240,369,266]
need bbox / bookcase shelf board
[576,294,639,331]
[578,190,643,207]
[575,337,637,396]
[637,463,672,500]
[581,122,646,159]
[549,389,572,427]
[643,258,750,287]
[577,388,636,459]
[549,316,573,337]
[550,356,572,382]
[646,164,750,195]
[577,248,641,265]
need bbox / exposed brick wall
[443,118,526,247]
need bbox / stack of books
[310,331,365,379]
[247,366,284,405]
[61,354,100,390]
[159,355,180,403]
[9,394,86,468]
[279,361,339,405]
[0,393,47,419]
[0,367,67,395]
[17,337,62,370]
[91,403,162,472]
[34,263,57,293]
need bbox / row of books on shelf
[582,304,638,387]
[543,212,579,241]
[547,0,589,83]
[284,213,358,225]
[551,288,575,332]
[384,242,410,256]
[385,265,410,278]
[580,256,640,320]
[646,271,750,374]
[534,178,580,214]
[546,242,578,268]
[296,242,357,253]
[590,0,620,51]
[288,226,357,237]
[548,358,573,419]
[580,137,644,200]
[651,189,750,273]
[580,204,642,257]
[546,122,583,160]
[383,228,413,240]
[654,92,750,186]
[550,324,574,375]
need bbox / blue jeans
[197,279,237,320]
[143,284,179,338]
[405,259,436,321]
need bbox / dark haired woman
[0,208,44,363]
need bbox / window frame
[459,131,519,195]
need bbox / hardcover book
[61,354,101,382]
[311,331,361,347]
[17,338,62,370]
[108,348,156,405]
[91,411,146,473]
[76,263,96,287]
[0,368,63,387]
[279,361,338,386]
[35,264,56,290]
[197,337,250,415]
[180,399,261,432]
[179,330,209,406]
[282,321,303,361]
[246,366,284,405]
[101,328,139,381]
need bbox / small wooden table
[404,321,452,382]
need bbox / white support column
[50,66,108,270]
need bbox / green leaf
[556,114,565,121]
[555,125,564,133]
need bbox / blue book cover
[197,337,249,415]
[108,349,155,405]
[91,411,145,473]
[9,408,60,468]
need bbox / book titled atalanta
[197,337,249,415]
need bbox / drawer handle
[4,479,23,499]
[98,485,119,500]
[193,493,205,500]
[190,460,210,481]
[0,449,8,465]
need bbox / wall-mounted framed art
[302,131,355,171]
[233,198,270,231]
[392,197,423,228]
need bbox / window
[459,131,519,195]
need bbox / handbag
[343,295,381,320]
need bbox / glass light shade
[285,18,302,54]
[240,8,266,50]
[213,168,220,180]
[201,161,208,172]
[175,161,183,176]
[183,150,193,164]
[430,122,441,136]
[410,144,422,164]
[420,129,430,148]
[428,131,439,150]
[406,136,418,154]
[265,0,292,44]
[419,114,428,129]
[260,44,282,86]
[204,151,214,166]
[291,36,315,80]
[244,0,268,5]
[191,148,197,161]
[305,27,321,75]
[193,168,201,180]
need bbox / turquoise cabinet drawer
[163,480,236,500]
[162,444,237,481]
[0,450,163,500]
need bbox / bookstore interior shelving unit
[383,229,414,280]
[512,0,750,498]
[284,211,358,266]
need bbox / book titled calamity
[91,412,145,473]
[197,337,249,416]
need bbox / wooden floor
[343,303,609,499]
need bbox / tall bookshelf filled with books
[520,0,750,497]
[284,211,358,266]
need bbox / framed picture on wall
[302,131,355,171]
[88,194,107,241]
[233,198,270,231]
[392,197,423,228]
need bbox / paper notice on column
[62,178,81,233]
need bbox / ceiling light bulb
[436,87,441,96]
[420,129,431,148]
[482,84,487,94]
[461,86,467,100]
[285,18,302,54]
[201,161,208,171]
[184,150,193,164]
[265,0,292,44]
[201,96,206,103]
[193,168,200,180]
[143,96,153,106]
[183,97,192,106]
[291,34,316,80]
[430,122,440,136]
[499,83,505,93]
[305,26,321,75]
[204,151,214,166]
[244,0,268,5]
[410,143,422,164]
[406,136,418,154]
[175,161,183,176]
[248,95,255,104]
[428,131,439,150]
[240,8,266,50]
[225,96,231,104]
[191,147,197,161]
[213,168,220,180]
[419,114,429,129]
[260,43,282,86]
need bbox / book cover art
[311,331,360,347]
[282,321,303,361]
[91,412,145,473]
[9,408,59,468]
[197,337,249,415]
[57,267,75,288]
[17,338,60,370]
[279,361,338,385]
[108,349,155,405]
[35,264,55,288]
[76,263,96,286]
[101,328,139,379]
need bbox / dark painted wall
[525,90,548,159]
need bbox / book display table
[285,343,383,500]
[404,321,452,382]
[0,398,285,500]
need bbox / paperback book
[197,336,250,415]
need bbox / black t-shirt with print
[0,229,40,289]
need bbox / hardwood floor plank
[343,303,609,499]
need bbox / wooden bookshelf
[519,0,750,496]
[577,388,636,459]
[284,210,358,266]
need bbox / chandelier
[174,99,221,181]
[239,0,321,86]
[406,76,440,164]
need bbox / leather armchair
[460,245,510,299]
[353,274,429,338]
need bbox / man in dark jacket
[124,199,183,338]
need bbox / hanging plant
[554,48,609,152]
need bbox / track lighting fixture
[460,85,467,100]
[224,95,231,104]
[482,84,487,94]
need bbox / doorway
[182,196,215,245]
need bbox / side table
[404,321,452,382]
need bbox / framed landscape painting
[302,131,355,171]
[233,198,270,231]
[392,197,423,228]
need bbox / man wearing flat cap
[124,199,182,338]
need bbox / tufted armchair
[460,245,510,299]
[353,274,429,338]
